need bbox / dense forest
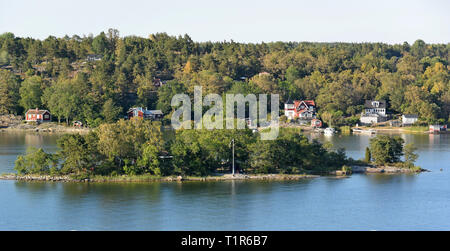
[0,29,449,126]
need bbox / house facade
[25,108,51,123]
[284,99,317,120]
[127,107,163,120]
[402,114,418,125]
[360,100,387,125]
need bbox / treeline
[14,118,348,177]
[1,29,449,126]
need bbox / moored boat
[324,127,335,136]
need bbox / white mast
[232,138,235,176]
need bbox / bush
[340,126,351,134]
[341,165,352,175]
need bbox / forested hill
[0,29,449,126]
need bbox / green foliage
[340,126,351,134]
[369,135,404,165]
[248,130,347,174]
[403,143,418,168]
[0,69,20,114]
[13,121,351,177]
[19,76,43,111]
[14,147,57,175]
[364,147,371,163]
[0,30,449,125]
[102,99,122,123]
[341,165,352,175]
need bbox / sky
[0,0,449,44]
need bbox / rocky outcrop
[350,165,426,174]
[0,174,74,182]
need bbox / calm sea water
[0,131,449,230]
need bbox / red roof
[293,100,315,110]
[26,109,50,115]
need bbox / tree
[404,143,418,168]
[92,32,109,55]
[19,76,43,111]
[41,78,80,124]
[102,99,121,123]
[369,135,404,165]
[14,147,57,175]
[0,69,20,114]
[96,118,163,168]
[157,80,186,114]
[57,134,93,174]
[365,147,371,163]
[249,72,279,94]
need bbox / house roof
[148,110,163,115]
[294,100,315,110]
[128,107,163,115]
[361,114,381,117]
[364,100,386,109]
[402,114,418,118]
[87,54,102,58]
[26,109,50,115]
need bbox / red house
[284,99,317,120]
[25,108,51,123]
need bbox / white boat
[353,128,376,134]
[324,127,336,136]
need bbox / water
[0,131,450,230]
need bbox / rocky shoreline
[0,173,320,183]
[339,165,428,175]
[1,168,428,183]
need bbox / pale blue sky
[1,0,449,43]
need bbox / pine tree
[365,147,371,163]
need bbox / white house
[402,114,418,125]
[360,100,387,125]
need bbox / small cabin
[127,107,163,120]
[429,124,447,133]
[86,54,102,62]
[402,114,418,126]
[25,108,51,123]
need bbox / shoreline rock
[350,165,428,174]
[1,168,427,183]
[1,173,319,183]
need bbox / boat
[352,128,376,134]
[324,127,336,136]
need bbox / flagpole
[232,138,235,176]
